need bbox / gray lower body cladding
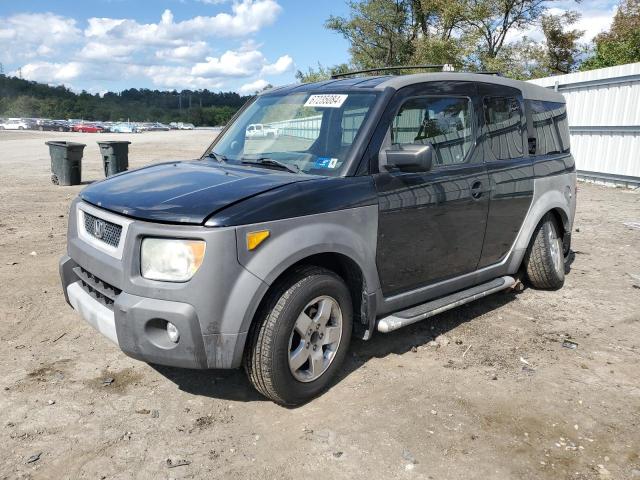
[60,168,574,369]
[60,200,379,370]
[61,199,265,369]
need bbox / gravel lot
[1,130,639,480]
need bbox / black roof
[263,72,564,103]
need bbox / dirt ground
[1,129,639,480]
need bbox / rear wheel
[524,213,565,289]
[244,266,352,405]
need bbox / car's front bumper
[60,199,269,369]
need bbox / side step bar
[377,276,516,333]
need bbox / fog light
[166,322,180,343]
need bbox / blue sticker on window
[314,157,339,169]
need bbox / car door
[475,84,533,268]
[371,82,490,296]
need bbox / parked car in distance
[37,119,72,132]
[170,122,195,130]
[145,122,171,131]
[109,123,138,134]
[60,70,577,405]
[0,118,30,130]
[245,123,279,138]
[73,123,104,133]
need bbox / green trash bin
[45,141,85,186]
[98,141,130,177]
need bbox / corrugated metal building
[529,63,640,187]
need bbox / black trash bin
[98,141,131,177]
[45,141,85,186]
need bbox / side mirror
[381,143,433,172]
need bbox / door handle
[471,181,483,199]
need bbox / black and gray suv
[60,71,576,405]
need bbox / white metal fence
[529,63,640,187]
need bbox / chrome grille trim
[76,202,133,260]
[83,211,122,247]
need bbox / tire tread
[525,213,564,290]
[244,266,342,404]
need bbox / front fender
[234,205,380,321]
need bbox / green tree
[541,11,584,74]
[295,63,351,82]
[326,0,416,68]
[581,0,640,70]
[326,0,467,69]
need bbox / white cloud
[192,49,265,77]
[138,65,224,90]
[16,62,84,83]
[261,54,294,75]
[506,4,617,45]
[85,0,281,47]
[238,78,269,94]
[0,13,81,62]
[79,42,137,62]
[574,10,616,42]
[155,42,210,62]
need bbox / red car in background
[72,124,104,133]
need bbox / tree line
[297,0,640,82]
[0,75,249,126]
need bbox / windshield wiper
[207,151,228,163]
[241,157,300,174]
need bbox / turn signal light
[247,230,270,251]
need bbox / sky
[0,0,620,95]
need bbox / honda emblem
[93,219,106,239]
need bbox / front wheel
[524,213,565,289]
[244,266,352,405]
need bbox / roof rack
[330,64,449,79]
[330,65,504,79]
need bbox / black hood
[80,159,311,224]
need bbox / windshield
[208,91,379,176]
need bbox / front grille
[83,211,122,248]
[73,266,121,309]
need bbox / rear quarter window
[527,100,570,155]
[483,96,525,160]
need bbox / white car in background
[245,123,279,138]
[109,123,138,133]
[0,118,30,130]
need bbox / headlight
[141,238,206,282]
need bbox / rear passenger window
[527,100,570,155]
[390,96,473,165]
[483,96,525,160]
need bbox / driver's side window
[390,96,473,166]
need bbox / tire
[244,266,353,405]
[524,213,565,290]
